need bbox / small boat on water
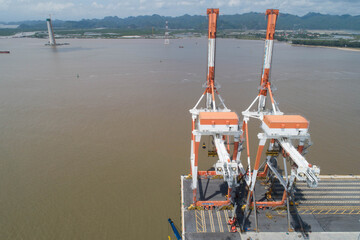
[0,51,10,54]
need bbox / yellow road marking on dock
[299,191,360,194]
[301,200,360,204]
[195,210,202,233]
[201,210,206,233]
[300,206,360,209]
[208,211,215,232]
[296,182,360,185]
[277,206,360,215]
[216,210,224,233]
[223,210,231,232]
[195,210,200,232]
[302,195,360,199]
[300,186,360,189]
[275,186,360,190]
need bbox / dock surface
[181,175,360,239]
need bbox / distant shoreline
[290,43,360,52]
[3,36,360,53]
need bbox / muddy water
[0,38,359,239]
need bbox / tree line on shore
[292,39,360,48]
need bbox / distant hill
[8,12,360,31]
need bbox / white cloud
[177,1,193,6]
[154,1,165,8]
[228,0,240,7]
[0,0,11,10]
[91,2,104,9]
[30,2,74,12]
[211,0,225,7]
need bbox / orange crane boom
[258,9,279,111]
[206,8,219,110]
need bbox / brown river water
[0,38,359,239]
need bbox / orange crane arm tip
[266,9,279,16]
[207,8,219,15]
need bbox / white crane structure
[184,7,324,235]
[240,10,320,225]
[187,8,320,214]
[189,9,245,207]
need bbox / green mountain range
[5,12,360,31]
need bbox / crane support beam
[278,138,319,188]
[259,115,320,188]
[206,8,219,110]
[258,9,279,111]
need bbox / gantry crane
[240,10,320,227]
[189,9,245,208]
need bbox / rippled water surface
[0,38,359,239]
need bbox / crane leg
[192,135,200,203]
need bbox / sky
[0,0,359,22]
